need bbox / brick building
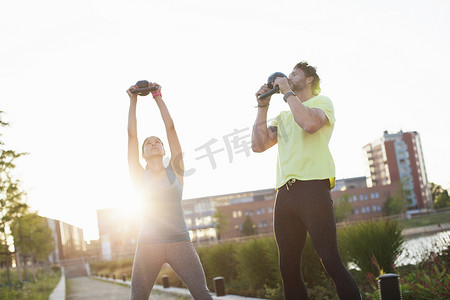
[363,130,432,210]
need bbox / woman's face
[142,136,165,158]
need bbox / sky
[1,0,449,241]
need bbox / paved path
[402,222,450,237]
[66,277,190,300]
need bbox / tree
[383,180,408,216]
[334,194,353,223]
[11,213,55,280]
[0,111,29,283]
[430,182,450,209]
[241,215,256,236]
[213,208,228,240]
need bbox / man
[251,61,361,299]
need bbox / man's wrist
[283,91,296,102]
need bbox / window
[232,211,237,218]
[355,208,359,214]
[261,208,265,214]
[268,207,273,213]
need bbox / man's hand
[255,84,272,106]
[273,77,292,95]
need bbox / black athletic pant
[274,179,361,300]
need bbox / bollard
[106,274,109,279]
[100,273,103,278]
[162,275,170,288]
[378,273,402,300]
[122,274,127,282]
[214,276,226,297]
[112,274,116,280]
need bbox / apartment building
[363,130,432,210]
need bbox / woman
[127,82,212,300]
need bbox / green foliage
[399,210,450,229]
[241,215,256,236]
[0,268,61,300]
[0,111,29,282]
[11,213,55,261]
[383,195,406,216]
[197,242,238,290]
[383,180,408,216]
[431,182,450,209]
[400,246,450,300]
[89,257,134,276]
[301,235,327,286]
[88,219,449,299]
[235,238,280,296]
[212,208,228,240]
[338,219,404,275]
[334,194,353,223]
[306,278,339,300]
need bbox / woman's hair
[294,61,321,96]
[142,136,164,154]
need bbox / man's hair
[294,61,321,96]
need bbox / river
[396,230,450,266]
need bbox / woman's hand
[127,85,138,100]
[149,82,162,99]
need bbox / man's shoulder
[312,94,332,103]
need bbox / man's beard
[290,79,306,93]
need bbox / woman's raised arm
[127,86,144,184]
[151,84,184,185]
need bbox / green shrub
[197,242,238,291]
[235,237,281,296]
[400,245,450,300]
[155,264,186,288]
[338,219,403,275]
[301,234,328,287]
[0,269,61,300]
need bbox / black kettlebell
[267,72,287,89]
[257,72,287,99]
[130,80,159,96]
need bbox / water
[396,230,450,266]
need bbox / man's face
[288,68,311,92]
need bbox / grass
[399,210,450,229]
[0,268,61,300]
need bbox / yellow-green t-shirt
[270,95,336,189]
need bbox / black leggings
[274,179,361,300]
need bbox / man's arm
[274,77,328,134]
[252,84,278,152]
[286,96,328,134]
